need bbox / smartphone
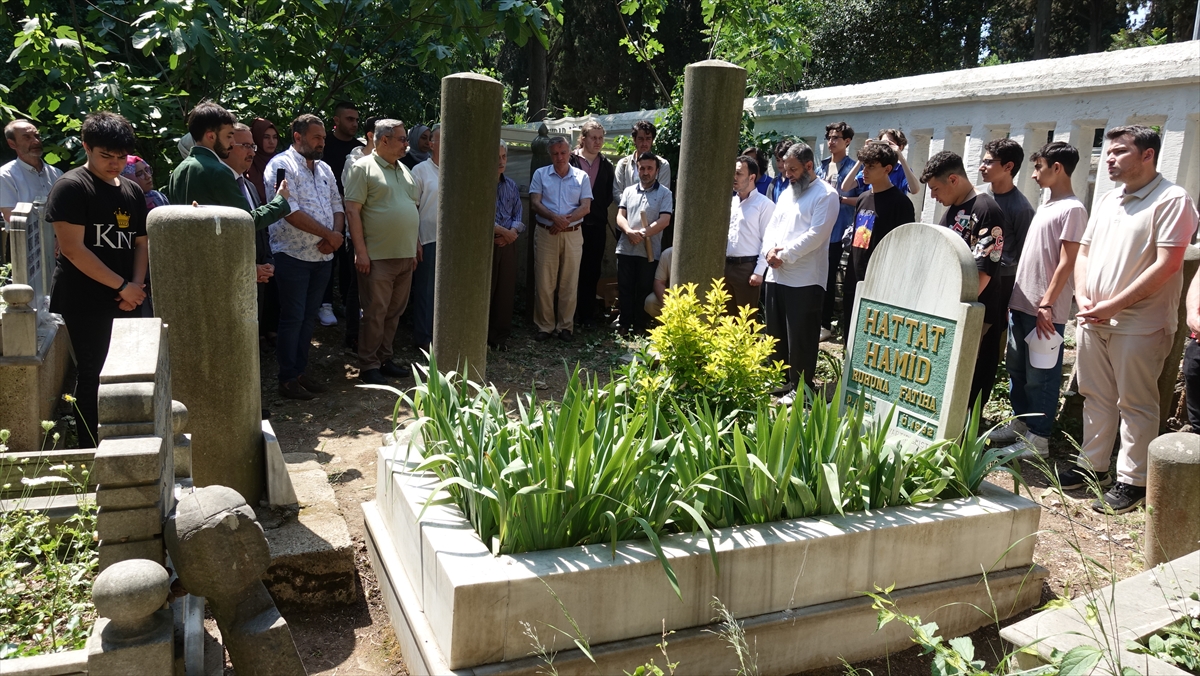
[275,168,286,191]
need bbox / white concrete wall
[521,42,1200,219]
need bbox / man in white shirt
[1,120,62,223]
[751,142,840,403]
[409,125,441,352]
[726,154,775,315]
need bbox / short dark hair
[825,121,854,141]
[984,138,1024,177]
[1106,125,1161,165]
[879,128,908,149]
[1030,141,1080,176]
[857,141,897,171]
[81,112,136,153]
[631,120,657,139]
[548,136,570,151]
[773,138,795,160]
[784,141,814,166]
[362,117,378,135]
[291,113,324,139]
[186,100,236,143]
[333,101,357,115]
[636,151,660,168]
[736,154,760,180]
[920,151,967,183]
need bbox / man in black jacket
[569,120,615,328]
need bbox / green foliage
[1108,26,1171,51]
[0,451,97,659]
[628,279,783,418]
[1127,598,1200,670]
[1,0,558,173]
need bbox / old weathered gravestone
[670,60,746,293]
[432,72,503,380]
[165,485,305,676]
[147,205,263,504]
[840,223,985,444]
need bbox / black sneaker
[278,379,314,401]
[559,330,573,342]
[1092,482,1146,514]
[1055,465,1113,490]
[379,360,407,378]
[535,331,555,342]
[360,368,388,385]
[297,373,329,394]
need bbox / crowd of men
[2,105,1198,516]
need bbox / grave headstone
[6,201,55,315]
[147,205,263,504]
[840,223,985,444]
[670,60,746,293]
[432,72,503,380]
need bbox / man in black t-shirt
[842,141,916,345]
[46,112,149,447]
[318,101,365,347]
[921,151,1008,410]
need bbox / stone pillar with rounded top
[165,484,305,675]
[1,284,37,357]
[670,60,747,293]
[86,558,174,675]
[147,205,263,504]
[432,72,503,380]
[1144,432,1200,568]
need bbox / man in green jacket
[169,100,290,229]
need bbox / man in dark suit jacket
[226,123,280,343]
[569,120,615,327]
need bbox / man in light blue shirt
[529,136,592,341]
[1,120,62,224]
[815,121,862,342]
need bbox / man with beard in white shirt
[751,142,840,405]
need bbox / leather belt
[538,222,581,232]
[726,255,758,264]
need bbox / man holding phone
[169,101,291,228]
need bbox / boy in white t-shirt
[990,142,1087,459]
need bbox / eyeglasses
[134,168,152,178]
[980,158,998,165]
[233,143,258,151]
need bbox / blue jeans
[274,253,333,382]
[1006,309,1065,438]
[410,242,436,348]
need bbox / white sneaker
[318,303,338,327]
[819,328,833,343]
[778,390,797,406]
[999,432,1049,460]
[988,418,1028,444]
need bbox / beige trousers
[357,257,416,371]
[1076,326,1172,487]
[533,225,583,334]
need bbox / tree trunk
[1033,0,1052,58]
[528,39,547,122]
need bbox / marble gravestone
[840,223,985,444]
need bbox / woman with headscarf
[122,156,170,211]
[248,118,282,202]
[401,123,431,169]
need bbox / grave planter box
[365,429,1045,674]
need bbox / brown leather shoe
[296,373,328,394]
[278,379,314,401]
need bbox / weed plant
[0,429,97,659]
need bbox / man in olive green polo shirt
[344,118,420,384]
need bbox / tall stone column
[1144,432,1200,568]
[670,60,747,293]
[147,205,263,504]
[433,72,503,381]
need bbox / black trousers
[969,275,1015,411]
[322,240,360,340]
[617,254,657,334]
[841,253,865,347]
[763,282,824,391]
[61,308,139,448]
[822,242,843,331]
[1185,337,1200,429]
[575,220,607,324]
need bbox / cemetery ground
[255,308,1149,676]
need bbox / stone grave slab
[841,223,985,444]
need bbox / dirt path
[261,314,1149,675]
